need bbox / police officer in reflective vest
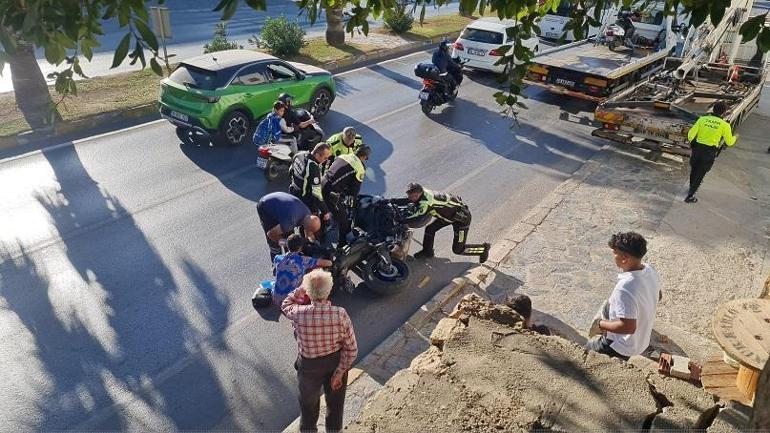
[290,142,332,219]
[327,126,363,160]
[321,145,371,246]
[685,101,737,203]
[395,183,490,263]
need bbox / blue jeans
[585,335,630,361]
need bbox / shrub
[250,16,306,57]
[384,3,415,34]
[204,23,242,53]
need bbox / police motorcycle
[304,195,430,296]
[256,108,325,181]
[414,58,465,115]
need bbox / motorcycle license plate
[419,91,430,101]
[555,78,575,87]
[256,157,268,169]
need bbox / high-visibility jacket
[327,132,363,158]
[322,153,366,199]
[407,189,470,224]
[687,115,737,147]
[289,151,327,214]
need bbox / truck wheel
[364,257,410,296]
[310,88,333,118]
[420,101,434,115]
[263,159,281,181]
[215,111,251,147]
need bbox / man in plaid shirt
[282,269,358,432]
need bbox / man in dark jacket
[393,183,490,263]
[290,142,332,220]
[321,145,371,246]
[432,40,463,94]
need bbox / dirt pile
[348,294,726,432]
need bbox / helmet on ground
[251,285,273,309]
[406,182,423,195]
[278,93,294,105]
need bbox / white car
[540,0,618,42]
[451,18,539,74]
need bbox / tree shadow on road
[0,142,290,431]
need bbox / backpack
[253,114,276,146]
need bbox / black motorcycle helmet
[439,40,452,52]
[251,285,273,309]
[406,182,424,195]
[278,93,294,106]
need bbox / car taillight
[453,41,464,51]
[489,49,503,56]
[423,79,434,88]
[258,145,271,157]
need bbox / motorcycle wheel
[263,159,281,181]
[364,257,410,296]
[420,101,433,115]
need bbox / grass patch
[0,67,163,137]
[376,11,500,40]
[287,38,379,64]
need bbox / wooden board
[713,298,770,371]
[701,355,754,406]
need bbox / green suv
[159,49,336,146]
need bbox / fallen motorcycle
[306,195,429,296]
[256,108,325,181]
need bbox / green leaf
[135,18,159,51]
[151,57,164,76]
[214,0,239,21]
[709,2,726,27]
[245,0,268,10]
[515,101,528,109]
[758,27,770,52]
[118,2,131,27]
[112,33,131,68]
[739,13,767,42]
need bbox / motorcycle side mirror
[297,72,306,80]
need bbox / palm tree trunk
[8,38,59,130]
[325,7,345,46]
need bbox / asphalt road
[0,0,458,93]
[0,50,600,431]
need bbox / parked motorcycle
[256,108,325,181]
[306,195,425,296]
[414,59,465,115]
[605,10,665,52]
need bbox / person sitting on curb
[273,234,333,304]
[505,293,551,335]
[586,232,661,361]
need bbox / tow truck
[593,0,768,155]
[525,1,684,102]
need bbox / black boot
[413,249,435,259]
[479,243,491,264]
[684,195,698,203]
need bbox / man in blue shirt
[257,192,322,261]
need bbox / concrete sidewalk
[281,87,770,432]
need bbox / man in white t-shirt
[586,232,661,361]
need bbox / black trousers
[688,142,719,197]
[585,335,630,361]
[256,202,283,262]
[422,218,486,257]
[295,351,348,433]
[325,194,350,247]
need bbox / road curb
[280,144,610,432]
[0,32,460,151]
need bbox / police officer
[257,192,322,261]
[321,144,371,246]
[327,126,363,160]
[685,101,737,203]
[290,142,332,219]
[395,183,490,263]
